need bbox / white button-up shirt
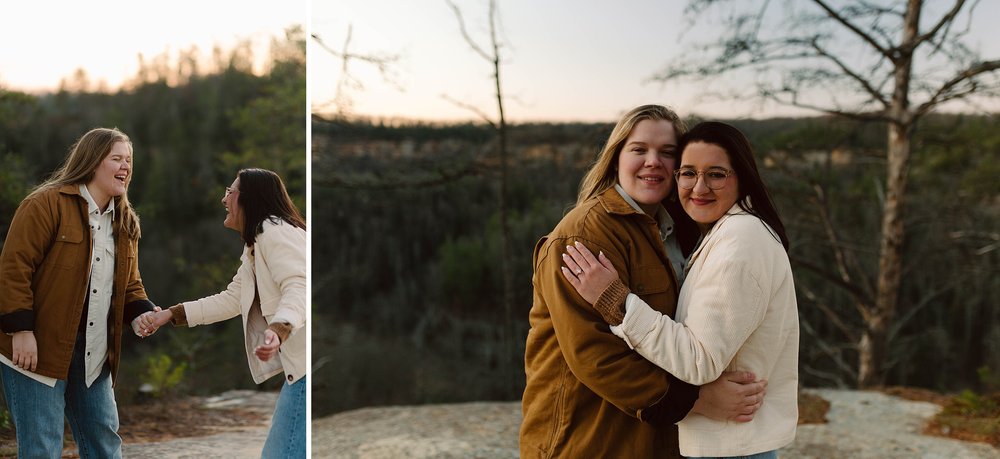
[80,184,115,387]
[614,184,687,284]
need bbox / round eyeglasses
[674,168,734,190]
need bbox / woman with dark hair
[563,121,798,458]
[138,168,307,458]
[521,107,768,458]
[0,127,158,458]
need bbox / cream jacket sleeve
[617,216,774,385]
[255,220,307,330]
[183,264,244,325]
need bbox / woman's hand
[560,241,619,305]
[12,331,37,372]
[255,329,281,362]
[133,307,173,337]
[693,370,768,422]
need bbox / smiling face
[679,141,740,230]
[222,176,243,232]
[86,141,131,210]
[616,119,678,215]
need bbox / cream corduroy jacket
[617,205,799,457]
[182,218,307,384]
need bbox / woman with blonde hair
[138,168,307,458]
[0,127,158,458]
[521,106,767,458]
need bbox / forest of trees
[0,27,305,407]
[311,114,999,417]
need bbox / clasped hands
[132,307,172,337]
[131,308,281,362]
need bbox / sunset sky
[0,0,304,93]
[312,0,1000,122]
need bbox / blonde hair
[576,104,686,206]
[30,127,141,238]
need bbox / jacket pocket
[629,265,673,295]
[51,224,85,269]
[629,265,676,314]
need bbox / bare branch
[811,0,892,59]
[802,363,851,388]
[798,283,857,342]
[312,30,402,114]
[887,278,962,342]
[444,0,493,62]
[810,39,889,107]
[913,0,967,48]
[914,59,1000,116]
[441,94,497,128]
[760,88,890,122]
[791,255,873,317]
[311,32,400,73]
[801,317,859,381]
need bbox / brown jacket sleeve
[537,235,690,420]
[0,197,54,332]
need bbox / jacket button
[287,375,293,382]
[636,284,645,293]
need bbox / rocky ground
[121,390,277,458]
[311,388,1000,459]
[0,390,277,459]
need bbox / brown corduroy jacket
[0,185,154,383]
[520,187,699,458]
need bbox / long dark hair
[236,168,306,246]
[678,121,789,251]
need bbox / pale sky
[311,0,1000,122]
[0,0,305,93]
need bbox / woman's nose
[692,174,711,193]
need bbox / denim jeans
[261,376,306,458]
[1,333,121,459]
[687,450,779,459]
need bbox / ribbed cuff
[168,304,188,326]
[0,309,35,334]
[593,278,629,325]
[268,322,293,343]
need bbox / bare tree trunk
[488,0,517,395]
[859,0,919,388]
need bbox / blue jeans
[687,450,778,459]
[1,334,121,459]
[261,376,306,458]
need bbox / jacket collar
[597,186,643,216]
[58,183,82,196]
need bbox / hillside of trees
[0,27,305,405]
[311,114,1000,417]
